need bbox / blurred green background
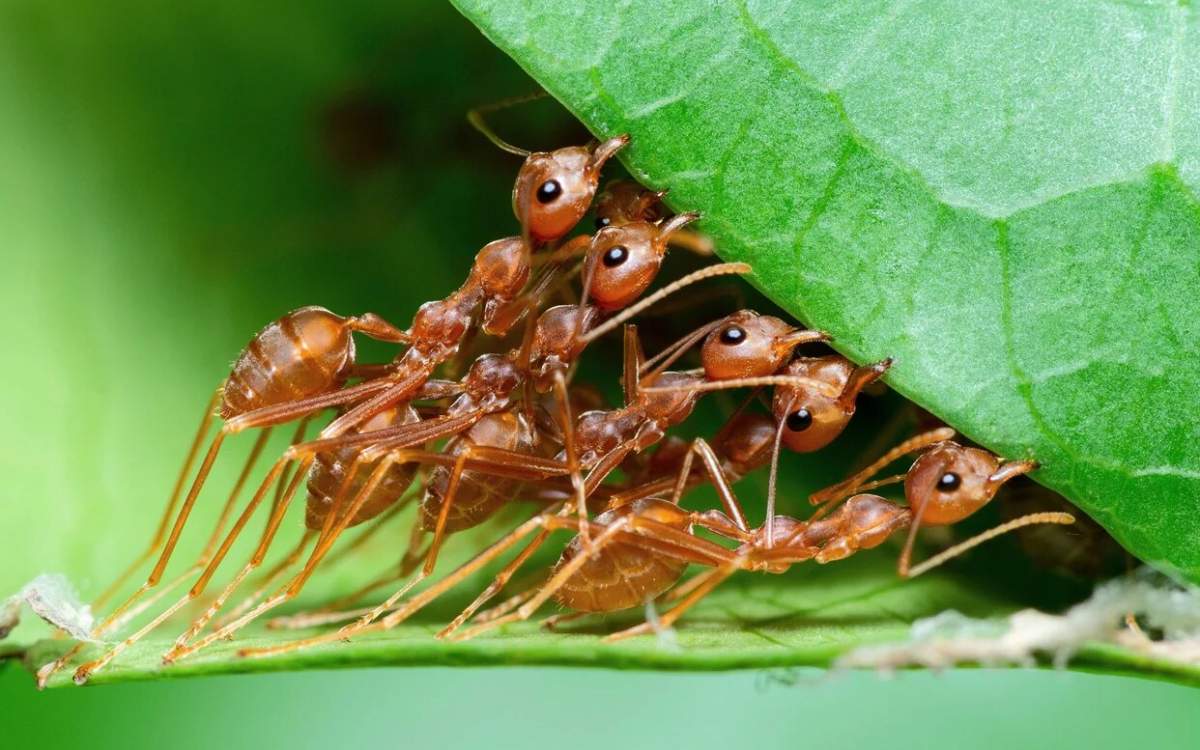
[0,0,1197,745]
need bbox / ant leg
[550,369,588,541]
[541,611,589,631]
[161,452,314,657]
[267,532,428,632]
[622,323,645,404]
[223,377,399,433]
[454,514,738,642]
[92,388,221,610]
[107,423,277,635]
[580,263,752,345]
[323,488,415,567]
[70,444,302,683]
[164,454,402,662]
[437,526,555,638]
[420,449,473,576]
[318,369,434,439]
[809,427,957,506]
[237,507,577,659]
[265,491,427,629]
[210,530,317,631]
[88,432,229,637]
[604,565,738,642]
[902,512,1075,578]
[678,438,750,532]
[451,517,636,641]
[36,419,257,687]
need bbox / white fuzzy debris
[0,574,98,642]
[0,595,19,640]
[837,571,1200,673]
[644,600,680,652]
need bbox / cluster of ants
[40,109,1075,687]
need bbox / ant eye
[594,215,611,230]
[602,245,628,267]
[786,408,812,432]
[936,472,961,492]
[718,325,746,345]
[537,179,563,203]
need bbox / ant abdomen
[222,306,357,420]
[553,499,690,613]
[421,411,537,533]
[304,405,422,530]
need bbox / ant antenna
[764,394,793,547]
[641,374,841,399]
[809,427,956,507]
[640,317,728,377]
[580,262,751,344]
[623,324,644,405]
[904,512,1075,578]
[467,90,549,157]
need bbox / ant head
[463,353,523,401]
[701,310,821,381]
[513,135,629,243]
[713,412,777,473]
[593,180,666,229]
[772,356,891,453]
[585,213,700,312]
[527,304,601,392]
[905,441,1037,526]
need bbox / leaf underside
[450,0,1200,582]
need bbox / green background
[1,1,1197,745]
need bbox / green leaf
[2,0,1196,687]
[451,0,1200,582]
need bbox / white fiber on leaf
[0,573,98,642]
[644,600,679,652]
[836,571,1200,673]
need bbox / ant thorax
[473,236,530,301]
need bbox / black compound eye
[718,325,746,345]
[536,179,562,204]
[786,408,812,432]
[594,215,612,230]
[936,472,961,493]
[602,245,628,267]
